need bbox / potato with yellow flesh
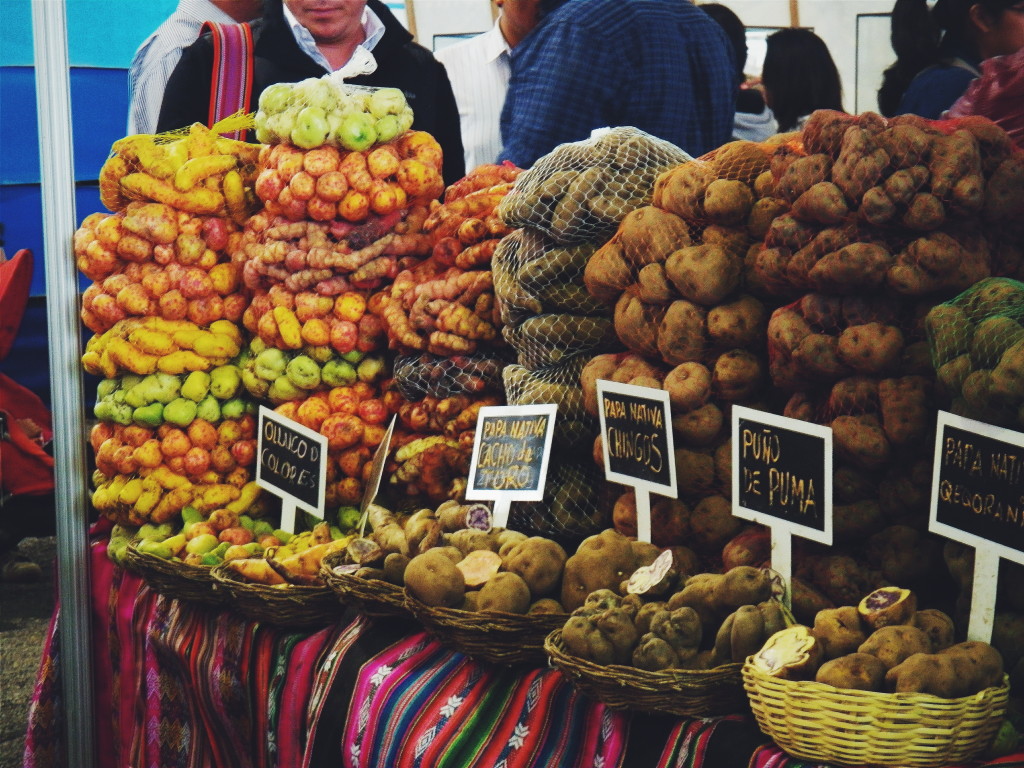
[751,625,824,680]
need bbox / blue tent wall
[0,0,175,404]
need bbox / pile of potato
[927,277,1024,429]
[559,556,788,672]
[744,112,1024,301]
[750,585,1005,699]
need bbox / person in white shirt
[437,0,563,170]
[127,0,261,135]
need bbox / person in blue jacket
[878,0,1024,119]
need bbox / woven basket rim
[123,542,212,579]
[545,628,744,684]
[210,560,332,595]
[122,542,224,606]
[404,588,569,629]
[742,657,1011,705]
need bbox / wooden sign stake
[929,411,1024,644]
[597,380,676,545]
[465,405,558,530]
[731,406,833,610]
[256,406,328,535]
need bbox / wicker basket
[405,590,566,666]
[210,561,341,628]
[544,629,747,717]
[122,543,224,607]
[319,552,410,619]
[742,659,1009,767]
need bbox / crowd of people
[130,0,1024,171]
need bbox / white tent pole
[31,1,96,766]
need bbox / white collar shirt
[282,4,386,73]
[435,19,511,171]
[128,0,238,134]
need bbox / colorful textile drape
[23,545,1024,768]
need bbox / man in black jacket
[157,0,465,184]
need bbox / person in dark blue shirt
[878,0,1024,120]
[498,0,735,168]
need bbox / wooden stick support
[789,0,800,27]
[635,488,652,544]
[967,547,999,643]
[771,526,793,610]
[280,502,297,535]
[492,496,512,530]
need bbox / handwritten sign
[256,405,328,533]
[733,407,832,543]
[732,406,832,607]
[597,380,676,543]
[930,411,1024,642]
[466,404,557,528]
[597,380,676,494]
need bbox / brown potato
[815,652,886,691]
[664,244,741,306]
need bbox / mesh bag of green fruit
[253,54,415,150]
[926,276,1024,428]
[496,127,691,245]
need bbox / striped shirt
[435,20,511,171]
[127,0,239,135]
[499,0,736,167]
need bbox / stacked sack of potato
[79,124,267,527]
[578,141,776,534]
[491,129,689,543]
[749,585,1005,701]
[743,111,1024,301]
[926,276,1024,429]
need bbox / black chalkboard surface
[931,413,1024,561]
[597,380,676,495]
[467,405,556,500]
[257,406,327,515]
[732,406,832,545]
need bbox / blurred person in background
[498,0,735,167]
[878,0,1024,119]
[761,28,844,133]
[700,3,778,142]
[948,45,1024,147]
[128,0,262,135]
[437,0,570,170]
[158,0,465,184]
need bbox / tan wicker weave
[405,590,566,666]
[742,659,1009,767]
[545,629,747,717]
[210,562,342,628]
[123,544,224,607]
[319,551,410,619]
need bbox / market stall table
[20,527,1024,768]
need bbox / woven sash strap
[203,20,254,140]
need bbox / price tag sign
[930,411,1024,642]
[732,405,832,607]
[597,380,676,543]
[465,404,558,529]
[256,405,328,533]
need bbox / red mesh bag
[948,48,1024,150]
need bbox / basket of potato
[400,529,572,666]
[545,557,784,717]
[742,586,1010,767]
